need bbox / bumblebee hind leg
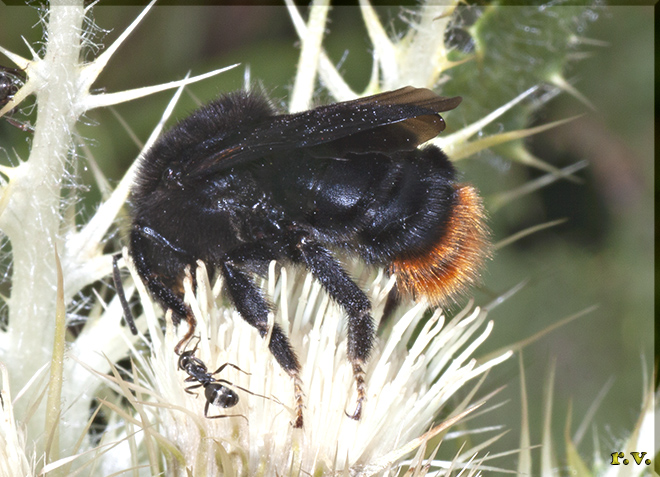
[286,231,375,421]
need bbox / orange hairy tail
[389,184,491,306]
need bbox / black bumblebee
[115,86,489,428]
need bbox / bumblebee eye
[162,165,184,189]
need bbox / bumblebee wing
[303,87,462,158]
[189,87,461,177]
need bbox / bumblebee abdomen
[353,146,456,262]
[389,184,491,306]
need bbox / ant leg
[204,401,230,419]
[184,383,203,396]
[174,321,197,355]
[203,400,248,421]
[212,378,275,404]
[211,362,251,376]
[221,258,304,428]
[287,232,374,421]
[183,335,201,353]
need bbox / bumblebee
[115,86,490,428]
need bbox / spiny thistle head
[120,257,509,475]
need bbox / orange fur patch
[389,184,491,306]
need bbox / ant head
[177,335,202,371]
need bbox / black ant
[178,336,269,420]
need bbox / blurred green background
[0,3,653,472]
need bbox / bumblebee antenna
[113,252,139,335]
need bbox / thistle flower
[115,258,508,475]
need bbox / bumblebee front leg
[288,232,375,421]
[129,228,196,354]
[220,256,304,428]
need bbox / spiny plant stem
[1,0,85,447]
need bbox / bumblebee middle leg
[220,250,304,428]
